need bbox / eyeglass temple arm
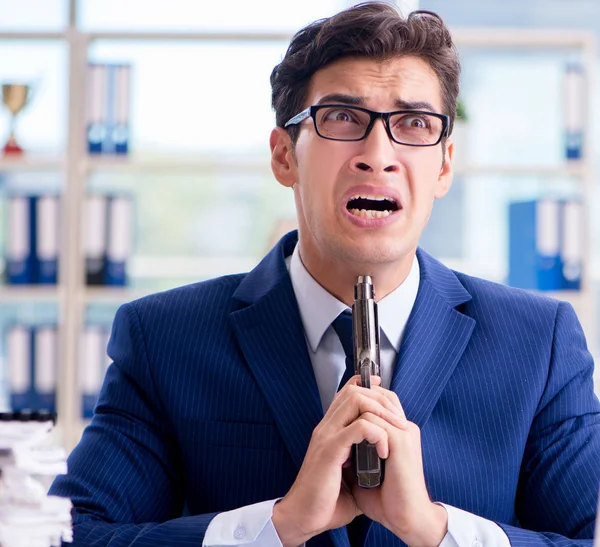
[284,107,311,127]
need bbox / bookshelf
[0,286,61,302]
[0,15,597,451]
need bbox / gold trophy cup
[2,83,32,155]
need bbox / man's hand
[349,387,448,547]
[272,376,407,547]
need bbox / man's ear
[270,127,297,189]
[434,138,453,199]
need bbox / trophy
[2,83,32,155]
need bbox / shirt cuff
[202,498,284,546]
[437,503,511,547]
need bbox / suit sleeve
[497,301,600,546]
[49,302,219,546]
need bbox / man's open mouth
[346,195,400,218]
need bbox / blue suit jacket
[50,231,600,546]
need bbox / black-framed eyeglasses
[284,104,450,147]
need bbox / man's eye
[399,115,429,129]
[324,109,356,123]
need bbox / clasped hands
[272,376,448,547]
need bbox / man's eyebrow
[315,94,439,113]
[395,99,438,112]
[316,94,364,106]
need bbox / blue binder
[6,196,36,285]
[508,200,563,291]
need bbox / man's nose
[349,119,401,174]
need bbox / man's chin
[334,244,412,270]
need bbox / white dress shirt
[203,244,510,547]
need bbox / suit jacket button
[234,525,246,539]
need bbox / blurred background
[0,0,598,450]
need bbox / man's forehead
[305,56,443,112]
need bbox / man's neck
[297,242,416,307]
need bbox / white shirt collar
[288,244,420,353]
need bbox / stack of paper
[0,411,72,546]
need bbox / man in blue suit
[50,3,600,546]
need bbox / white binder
[102,328,112,372]
[87,63,107,153]
[80,326,105,417]
[564,63,585,159]
[34,326,57,412]
[113,64,131,153]
[36,195,60,284]
[106,196,133,285]
[561,200,583,289]
[84,194,108,285]
[7,325,31,410]
[80,326,104,397]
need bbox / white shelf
[82,255,260,304]
[129,255,259,279]
[1,28,591,49]
[453,28,595,49]
[0,156,587,178]
[82,153,271,173]
[0,286,61,302]
[453,163,589,177]
[538,289,589,300]
[82,287,154,304]
[87,30,292,42]
[0,155,65,172]
[0,31,67,40]
[82,157,590,177]
[439,258,504,283]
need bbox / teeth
[350,194,396,203]
[349,209,393,218]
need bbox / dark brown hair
[270,2,461,144]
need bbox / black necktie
[331,310,370,547]
[331,310,355,390]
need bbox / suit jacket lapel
[390,250,476,429]
[229,232,324,473]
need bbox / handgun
[352,275,384,488]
